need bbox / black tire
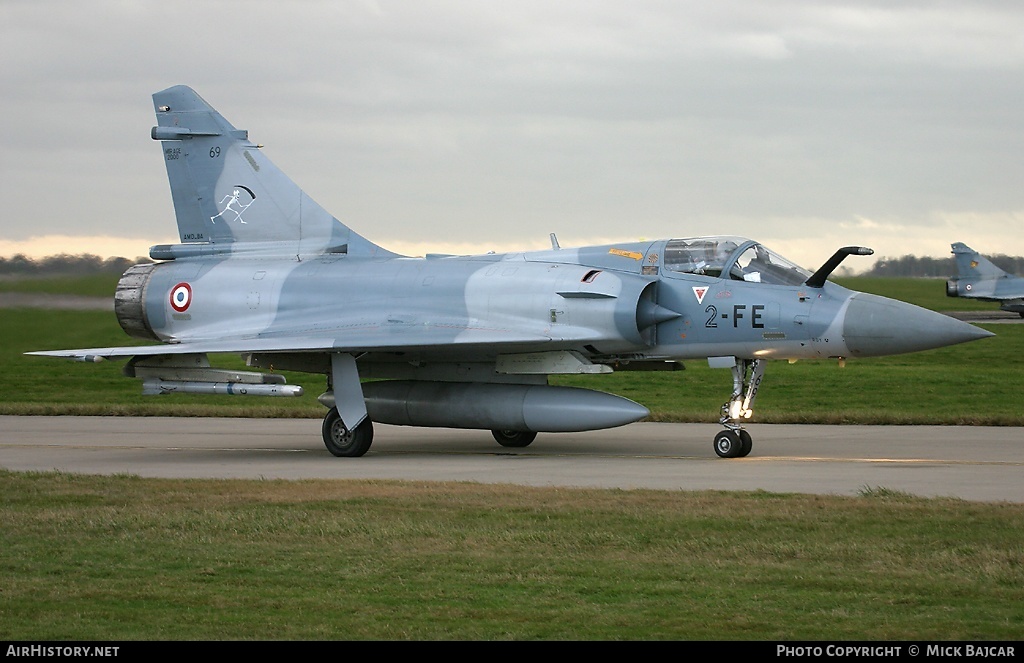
[737,429,753,458]
[491,429,538,448]
[322,407,374,457]
[713,430,742,458]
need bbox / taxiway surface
[1,416,1021,503]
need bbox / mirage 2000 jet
[29,86,993,458]
[947,242,1024,317]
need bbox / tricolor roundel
[170,282,193,312]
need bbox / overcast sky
[2,0,1023,271]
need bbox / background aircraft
[28,86,993,458]
[946,242,1024,317]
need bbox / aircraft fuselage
[118,238,967,371]
[31,86,995,458]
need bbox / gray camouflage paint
[152,85,394,258]
[29,86,994,442]
[948,242,1024,314]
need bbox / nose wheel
[713,428,752,458]
[714,358,763,458]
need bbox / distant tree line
[864,254,1024,277]
[3,251,1023,279]
[0,254,149,277]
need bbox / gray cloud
[2,0,1022,269]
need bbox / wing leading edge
[26,326,560,361]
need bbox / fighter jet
[28,86,993,458]
[946,242,1024,317]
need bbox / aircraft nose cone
[842,293,994,357]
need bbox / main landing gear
[491,430,538,448]
[714,358,763,458]
[322,407,374,457]
[321,409,540,456]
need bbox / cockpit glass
[729,244,812,285]
[663,237,811,286]
[663,237,741,278]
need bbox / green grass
[3,304,1021,424]
[1,470,1022,640]
[2,277,1023,641]
[556,323,1024,425]
[0,273,122,298]
[834,276,998,312]
[1,308,325,417]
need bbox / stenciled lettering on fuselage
[704,303,766,329]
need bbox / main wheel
[491,429,537,448]
[322,407,374,457]
[737,429,753,458]
[713,429,743,458]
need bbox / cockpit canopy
[663,236,812,286]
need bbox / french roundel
[170,282,192,312]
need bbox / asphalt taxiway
[1,416,1021,503]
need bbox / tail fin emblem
[211,185,256,224]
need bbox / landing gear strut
[321,353,373,457]
[714,358,762,458]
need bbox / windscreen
[729,243,812,286]
[663,237,811,286]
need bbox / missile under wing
[946,242,1024,317]
[28,86,993,458]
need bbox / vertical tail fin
[950,242,1008,280]
[150,85,397,258]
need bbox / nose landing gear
[714,358,762,458]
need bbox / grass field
[0,273,124,298]
[833,276,998,313]
[2,275,1022,641]
[2,471,1023,640]
[2,303,1021,425]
